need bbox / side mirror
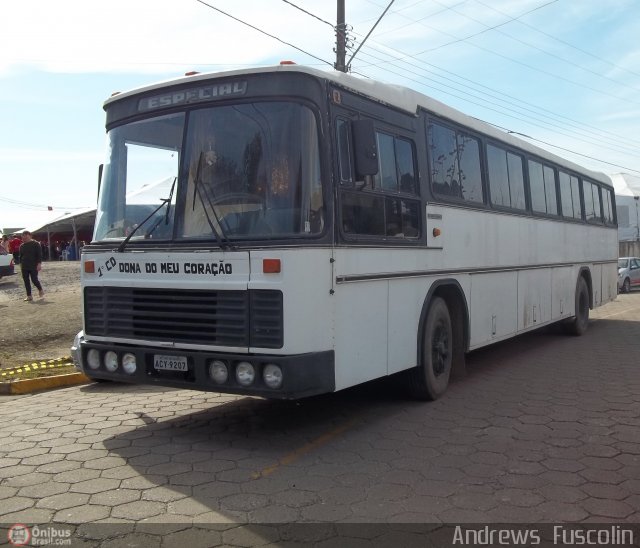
[352,119,379,178]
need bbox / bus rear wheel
[409,297,453,400]
[565,276,590,336]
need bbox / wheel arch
[578,266,593,308]
[417,279,469,377]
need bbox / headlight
[104,351,118,372]
[209,360,228,384]
[87,348,100,370]
[236,361,255,386]
[263,364,283,389]
[122,353,137,375]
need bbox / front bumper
[76,338,335,400]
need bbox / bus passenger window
[529,160,557,215]
[602,188,614,224]
[487,145,525,210]
[428,123,459,198]
[336,118,353,184]
[583,180,602,222]
[428,121,483,203]
[559,171,574,217]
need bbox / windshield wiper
[192,152,233,250]
[145,177,177,239]
[117,177,177,253]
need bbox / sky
[1,0,639,231]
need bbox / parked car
[0,253,14,279]
[618,257,640,293]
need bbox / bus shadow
[89,315,640,530]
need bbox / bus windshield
[94,101,324,243]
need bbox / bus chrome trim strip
[335,260,618,284]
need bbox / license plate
[153,354,188,372]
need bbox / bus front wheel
[409,297,453,400]
[565,277,590,336]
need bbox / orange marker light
[263,259,281,274]
[84,260,96,274]
[432,228,442,237]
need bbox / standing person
[19,231,44,302]
[9,234,22,264]
[0,235,8,254]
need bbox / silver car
[618,257,640,293]
[0,253,14,279]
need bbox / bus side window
[583,180,602,223]
[487,145,525,210]
[602,187,615,224]
[528,160,557,215]
[570,175,582,219]
[336,118,353,184]
[427,121,483,203]
[558,171,574,218]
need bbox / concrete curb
[0,372,91,395]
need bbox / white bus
[72,64,618,400]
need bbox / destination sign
[138,80,248,111]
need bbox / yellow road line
[0,357,73,377]
[252,417,358,480]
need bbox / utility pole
[335,0,347,72]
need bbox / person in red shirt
[9,235,22,264]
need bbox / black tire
[623,278,631,294]
[565,276,590,336]
[409,297,453,400]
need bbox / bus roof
[104,64,612,187]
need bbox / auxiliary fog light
[104,351,119,372]
[122,353,137,375]
[235,361,256,386]
[209,360,228,384]
[87,349,100,370]
[263,364,283,389]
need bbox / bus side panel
[387,278,429,375]
[518,269,552,331]
[603,262,617,303]
[592,264,602,306]
[469,272,517,348]
[551,266,574,320]
[333,280,388,390]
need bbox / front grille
[84,287,283,348]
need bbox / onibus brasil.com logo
[8,524,71,546]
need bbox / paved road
[1,293,639,545]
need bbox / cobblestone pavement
[0,293,639,545]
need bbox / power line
[495,126,640,176]
[358,0,640,108]
[195,0,332,67]
[280,0,334,27]
[429,0,640,95]
[0,197,86,211]
[351,36,640,152]
[354,46,639,160]
[474,0,640,82]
